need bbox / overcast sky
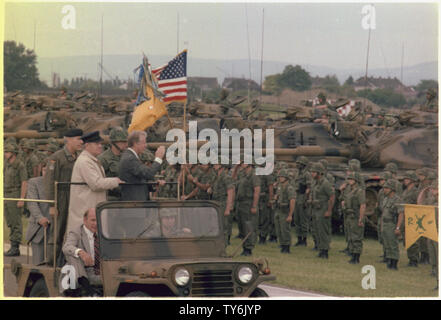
[4,1,439,70]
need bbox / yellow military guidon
[404,204,438,249]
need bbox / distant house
[353,76,417,98]
[222,77,260,91]
[188,77,219,92]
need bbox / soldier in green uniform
[309,163,335,259]
[257,160,275,245]
[97,127,128,200]
[293,156,311,247]
[4,144,28,256]
[375,172,392,262]
[319,159,335,185]
[384,162,402,195]
[209,158,235,246]
[341,172,366,264]
[44,128,83,266]
[274,169,296,253]
[339,159,364,255]
[380,180,404,270]
[401,171,420,267]
[193,164,215,200]
[158,163,181,199]
[181,164,200,201]
[415,167,432,264]
[22,139,41,178]
[235,162,261,256]
[420,88,438,113]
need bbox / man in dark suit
[62,208,101,297]
[118,131,165,201]
[25,162,51,265]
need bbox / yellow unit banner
[404,204,438,249]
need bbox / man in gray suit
[62,208,101,297]
[25,163,51,265]
[118,131,165,201]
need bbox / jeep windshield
[99,206,220,240]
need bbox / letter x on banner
[404,204,438,249]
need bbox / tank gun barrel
[4,130,58,139]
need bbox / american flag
[152,50,187,104]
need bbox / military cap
[64,128,83,137]
[383,179,398,191]
[380,172,392,181]
[348,159,361,168]
[81,131,103,143]
[310,162,325,174]
[4,144,17,153]
[109,127,128,142]
[403,171,418,182]
[317,92,326,100]
[296,156,309,166]
[278,169,289,179]
[333,98,350,108]
[384,162,398,174]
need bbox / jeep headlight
[237,266,253,284]
[174,268,190,286]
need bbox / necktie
[93,233,100,275]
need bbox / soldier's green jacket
[44,146,79,205]
[197,168,216,200]
[4,158,28,195]
[212,169,235,202]
[401,185,418,205]
[381,194,402,223]
[160,166,180,198]
[97,148,121,178]
[294,168,311,196]
[341,184,365,218]
[236,169,261,201]
[260,173,275,201]
[24,152,40,178]
[275,182,296,208]
[310,177,334,214]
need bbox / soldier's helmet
[278,169,290,179]
[310,162,325,174]
[5,137,17,145]
[46,143,59,153]
[347,172,361,184]
[380,171,392,181]
[4,144,17,153]
[384,162,398,174]
[403,171,418,182]
[317,92,326,101]
[296,156,309,166]
[383,179,398,191]
[426,88,437,98]
[109,127,128,142]
[23,139,37,150]
[348,159,361,170]
[319,159,328,170]
[140,149,155,162]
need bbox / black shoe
[240,248,252,256]
[4,243,20,257]
[323,250,329,259]
[227,236,231,245]
[420,252,430,265]
[317,250,324,258]
[235,234,244,239]
[259,236,267,245]
[356,253,360,264]
[348,253,357,264]
[294,237,303,246]
[281,245,290,254]
[407,260,418,267]
[302,237,307,246]
[268,236,277,243]
[391,259,398,270]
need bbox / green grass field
[4,218,437,297]
[227,227,438,298]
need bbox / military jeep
[9,200,275,297]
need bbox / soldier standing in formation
[341,172,366,264]
[258,160,275,245]
[401,171,420,267]
[309,163,335,259]
[235,162,261,256]
[4,144,28,256]
[380,180,404,270]
[293,156,311,247]
[274,169,296,253]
